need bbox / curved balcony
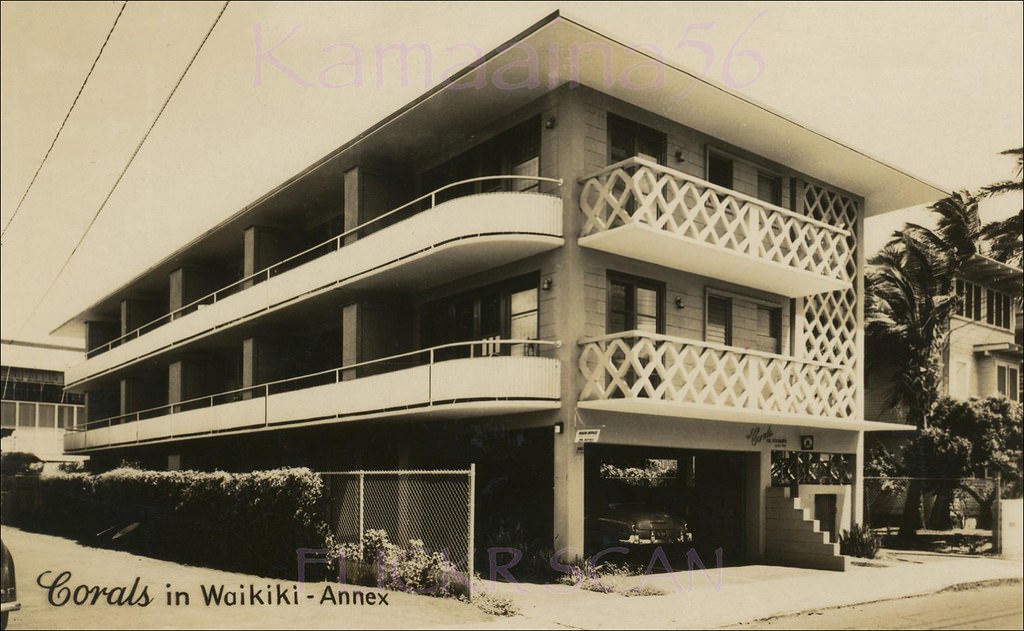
[578,331,858,428]
[68,176,564,387]
[579,158,852,298]
[65,339,561,452]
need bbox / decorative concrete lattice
[579,159,852,283]
[800,184,859,369]
[579,333,855,420]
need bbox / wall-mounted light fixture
[545,117,557,129]
[554,422,563,435]
[542,277,554,291]
[674,149,685,162]
[674,296,685,309]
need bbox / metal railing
[86,175,563,358]
[71,338,561,433]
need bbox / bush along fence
[1,467,327,578]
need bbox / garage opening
[585,444,750,566]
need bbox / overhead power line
[14,1,231,340]
[1,1,128,242]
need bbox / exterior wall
[947,315,1018,399]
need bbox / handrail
[87,175,564,358]
[579,156,851,237]
[72,338,561,431]
[577,329,846,371]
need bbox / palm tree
[866,211,962,540]
[979,147,1023,267]
[865,233,958,429]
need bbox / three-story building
[58,13,945,570]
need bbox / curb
[719,576,1023,628]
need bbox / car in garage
[591,501,691,547]
[1,541,19,630]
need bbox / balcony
[65,339,561,452]
[578,158,852,298]
[68,176,564,387]
[578,331,856,428]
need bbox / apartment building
[57,13,946,570]
[865,255,1023,424]
[1,340,85,461]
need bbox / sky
[1,1,1022,349]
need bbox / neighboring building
[864,254,1023,424]
[1,340,85,462]
[56,13,945,570]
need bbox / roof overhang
[54,10,948,336]
[974,342,1023,358]
[964,254,1023,295]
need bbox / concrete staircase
[766,487,848,571]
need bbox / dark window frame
[607,113,667,165]
[606,271,666,335]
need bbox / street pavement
[3,525,1022,629]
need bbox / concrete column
[242,226,290,288]
[168,361,183,408]
[552,91,587,558]
[168,267,189,316]
[242,338,258,399]
[343,168,361,246]
[119,378,133,415]
[342,304,360,380]
[853,430,865,525]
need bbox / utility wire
[1,1,128,242]
[15,1,230,340]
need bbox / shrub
[3,466,328,578]
[326,529,461,598]
[621,583,667,597]
[474,591,520,616]
[839,523,881,559]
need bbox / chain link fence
[864,476,1002,553]
[321,468,475,579]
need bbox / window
[608,114,666,165]
[706,294,732,346]
[421,274,539,359]
[997,363,1020,402]
[707,152,733,189]
[607,273,664,334]
[986,288,1011,329]
[423,116,541,201]
[757,171,783,206]
[956,279,1012,330]
[754,305,782,354]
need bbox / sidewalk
[471,551,1024,629]
[2,524,1019,629]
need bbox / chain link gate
[321,467,475,594]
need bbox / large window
[423,117,541,202]
[608,114,666,165]
[955,279,1012,330]
[421,274,539,358]
[757,171,783,206]
[607,273,664,334]
[705,294,732,346]
[707,152,733,189]
[754,305,782,354]
[997,363,1020,402]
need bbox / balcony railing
[66,338,561,451]
[86,175,564,359]
[578,331,855,422]
[578,158,852,296]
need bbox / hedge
[1,467,328,578]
